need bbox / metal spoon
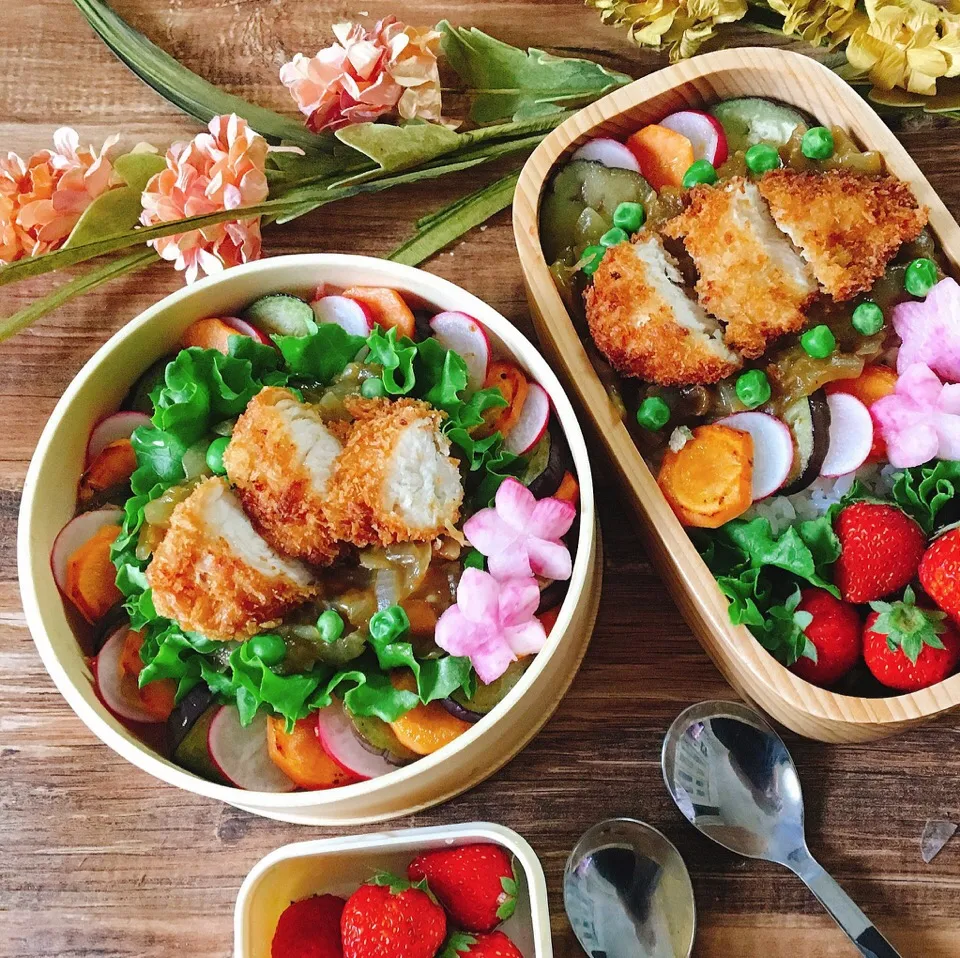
[564,817,696,957]
[662,701,902,958]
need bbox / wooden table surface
[3,2,960,956]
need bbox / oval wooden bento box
[514,47,960,743]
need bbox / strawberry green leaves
[497,871,518,921]
[870,585,947,664]
[752,587,817,667]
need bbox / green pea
[682,159,718,189]
[599,227,629,248]
[801,126,834,160]
[735,369,771,409]
[205,436,230,475]
[851,301,884,336]
[463,548,486,571]
[613,201,645,233]
[360,377,386,399]
[581,245,605,276]
[744,143,781,174]
[369,605,410,642]
[904,257,938,297]
[316,609,345,644]
[250,633,286,667]
[800,324,837,359]
[636,396,671,430]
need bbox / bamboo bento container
[513,48,960,743]
[18,254,600,824]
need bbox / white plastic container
[234,822,553,957]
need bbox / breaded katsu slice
[758,169,928,301]
[662,177,818,359]
[584,232,740,385]
[224,386,344,566]
[148,477,315,640]
[327,397,464,547]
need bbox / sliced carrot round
[78,438,137,505]
[475,361,529,438]
[553,471,580,506]
[342,286,416,340]
[389,670,470,755]
[181,318,240,354]
[64,524,123,624]
[117,629,176,721]
[266,716,358,789]
[626,124,696,191]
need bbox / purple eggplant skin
[441,697,483,724]
[167,683,217,754]
[527,423,572,500]
[537,580,567,615]
[779,389,831,496]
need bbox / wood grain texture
[1,3,959,956]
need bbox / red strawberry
[341,876,446,958]
[834,502,925,603]
[272,894,345,958]
[442,931,523,958]
[862,586,960,691]
[408,843,517,934]
[789,588,862,687]
[919,527,960,621]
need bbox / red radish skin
[310,295,374,337]
[85,412,151,465]
[821,393,874,477]
[94,627,163,725]
[314,702,395,780]
[659,110,729,166]
[571,137,643,173]
[207,707,297,792]
[716,412,793,500]
[221,315,272,345]
[503,382,550,455]
[429,311,491,394]
[51,508,123,593]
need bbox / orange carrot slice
[826,366,897,461]
[626,124,696,191]
[389,670,470,755]
[78,439,137,506]
[181,318,240,354]
[476,361,529,438]
[118,630,176,721]
[64,524,123,623]
[553,471,580,506]
[342,286,416,340]
[658,424,753,528]
[266,716,358,789]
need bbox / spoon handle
[794,855,902,958]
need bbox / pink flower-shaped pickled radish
[871,363,960,467]
[463,477,575,582]
[894,277,960,383]
[435,569,547,684]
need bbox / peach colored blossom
[0,128,119,265]
[140,114,268,284]
[280,16,447,133]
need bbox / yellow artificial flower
[767,0,867,50]
[588,0,748,62]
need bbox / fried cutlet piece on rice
[147,477,316,641]
[224,385,345,566]
[327,397,464,548]
[584,232,740,386]
[758,169,928,301]
[662,177,818,359]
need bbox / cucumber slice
[350,713,419,765]
[242,293,314,337]
[173,704,227,784]
[710,98,812,153]
[124,356,171,414]
[451,658,530,715]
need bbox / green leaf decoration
[497,870,518,920]
[273,324,366,384]
[389,171,520,266]
[367,629,475,705]
[336,120,462,174]
[892,460,960,533]
[439,20,631,123]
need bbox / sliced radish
[659,110,729,166]
[94,627,162,725]
[86,411,151,465]
[315,702,394,781]
[310,295,374,337]
[504,382,550,455]
[428,311,491,394]
[207,707,297,792]
[571,137,643,173]
[717,412,793,500]
[221,316,272,346]
[51,508,123,593]
[821,393,874,478]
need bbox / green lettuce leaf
[891,460,960,533]
[366,326,418,395]
[273,324,366,384]
[368,630,475,704]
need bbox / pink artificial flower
[0,128,119,264]
[279,17,446,133]
[894,277,960,382]
[872,363,960,467]
[435,568,547,684]
[140,114,268,284]
[463,477,576,581]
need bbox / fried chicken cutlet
[662,177,818,359]
[584,232,741,385]
[148,477,316,640]
[758,169,928,301]
[224,386,345,566]
[327,397,464,548]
